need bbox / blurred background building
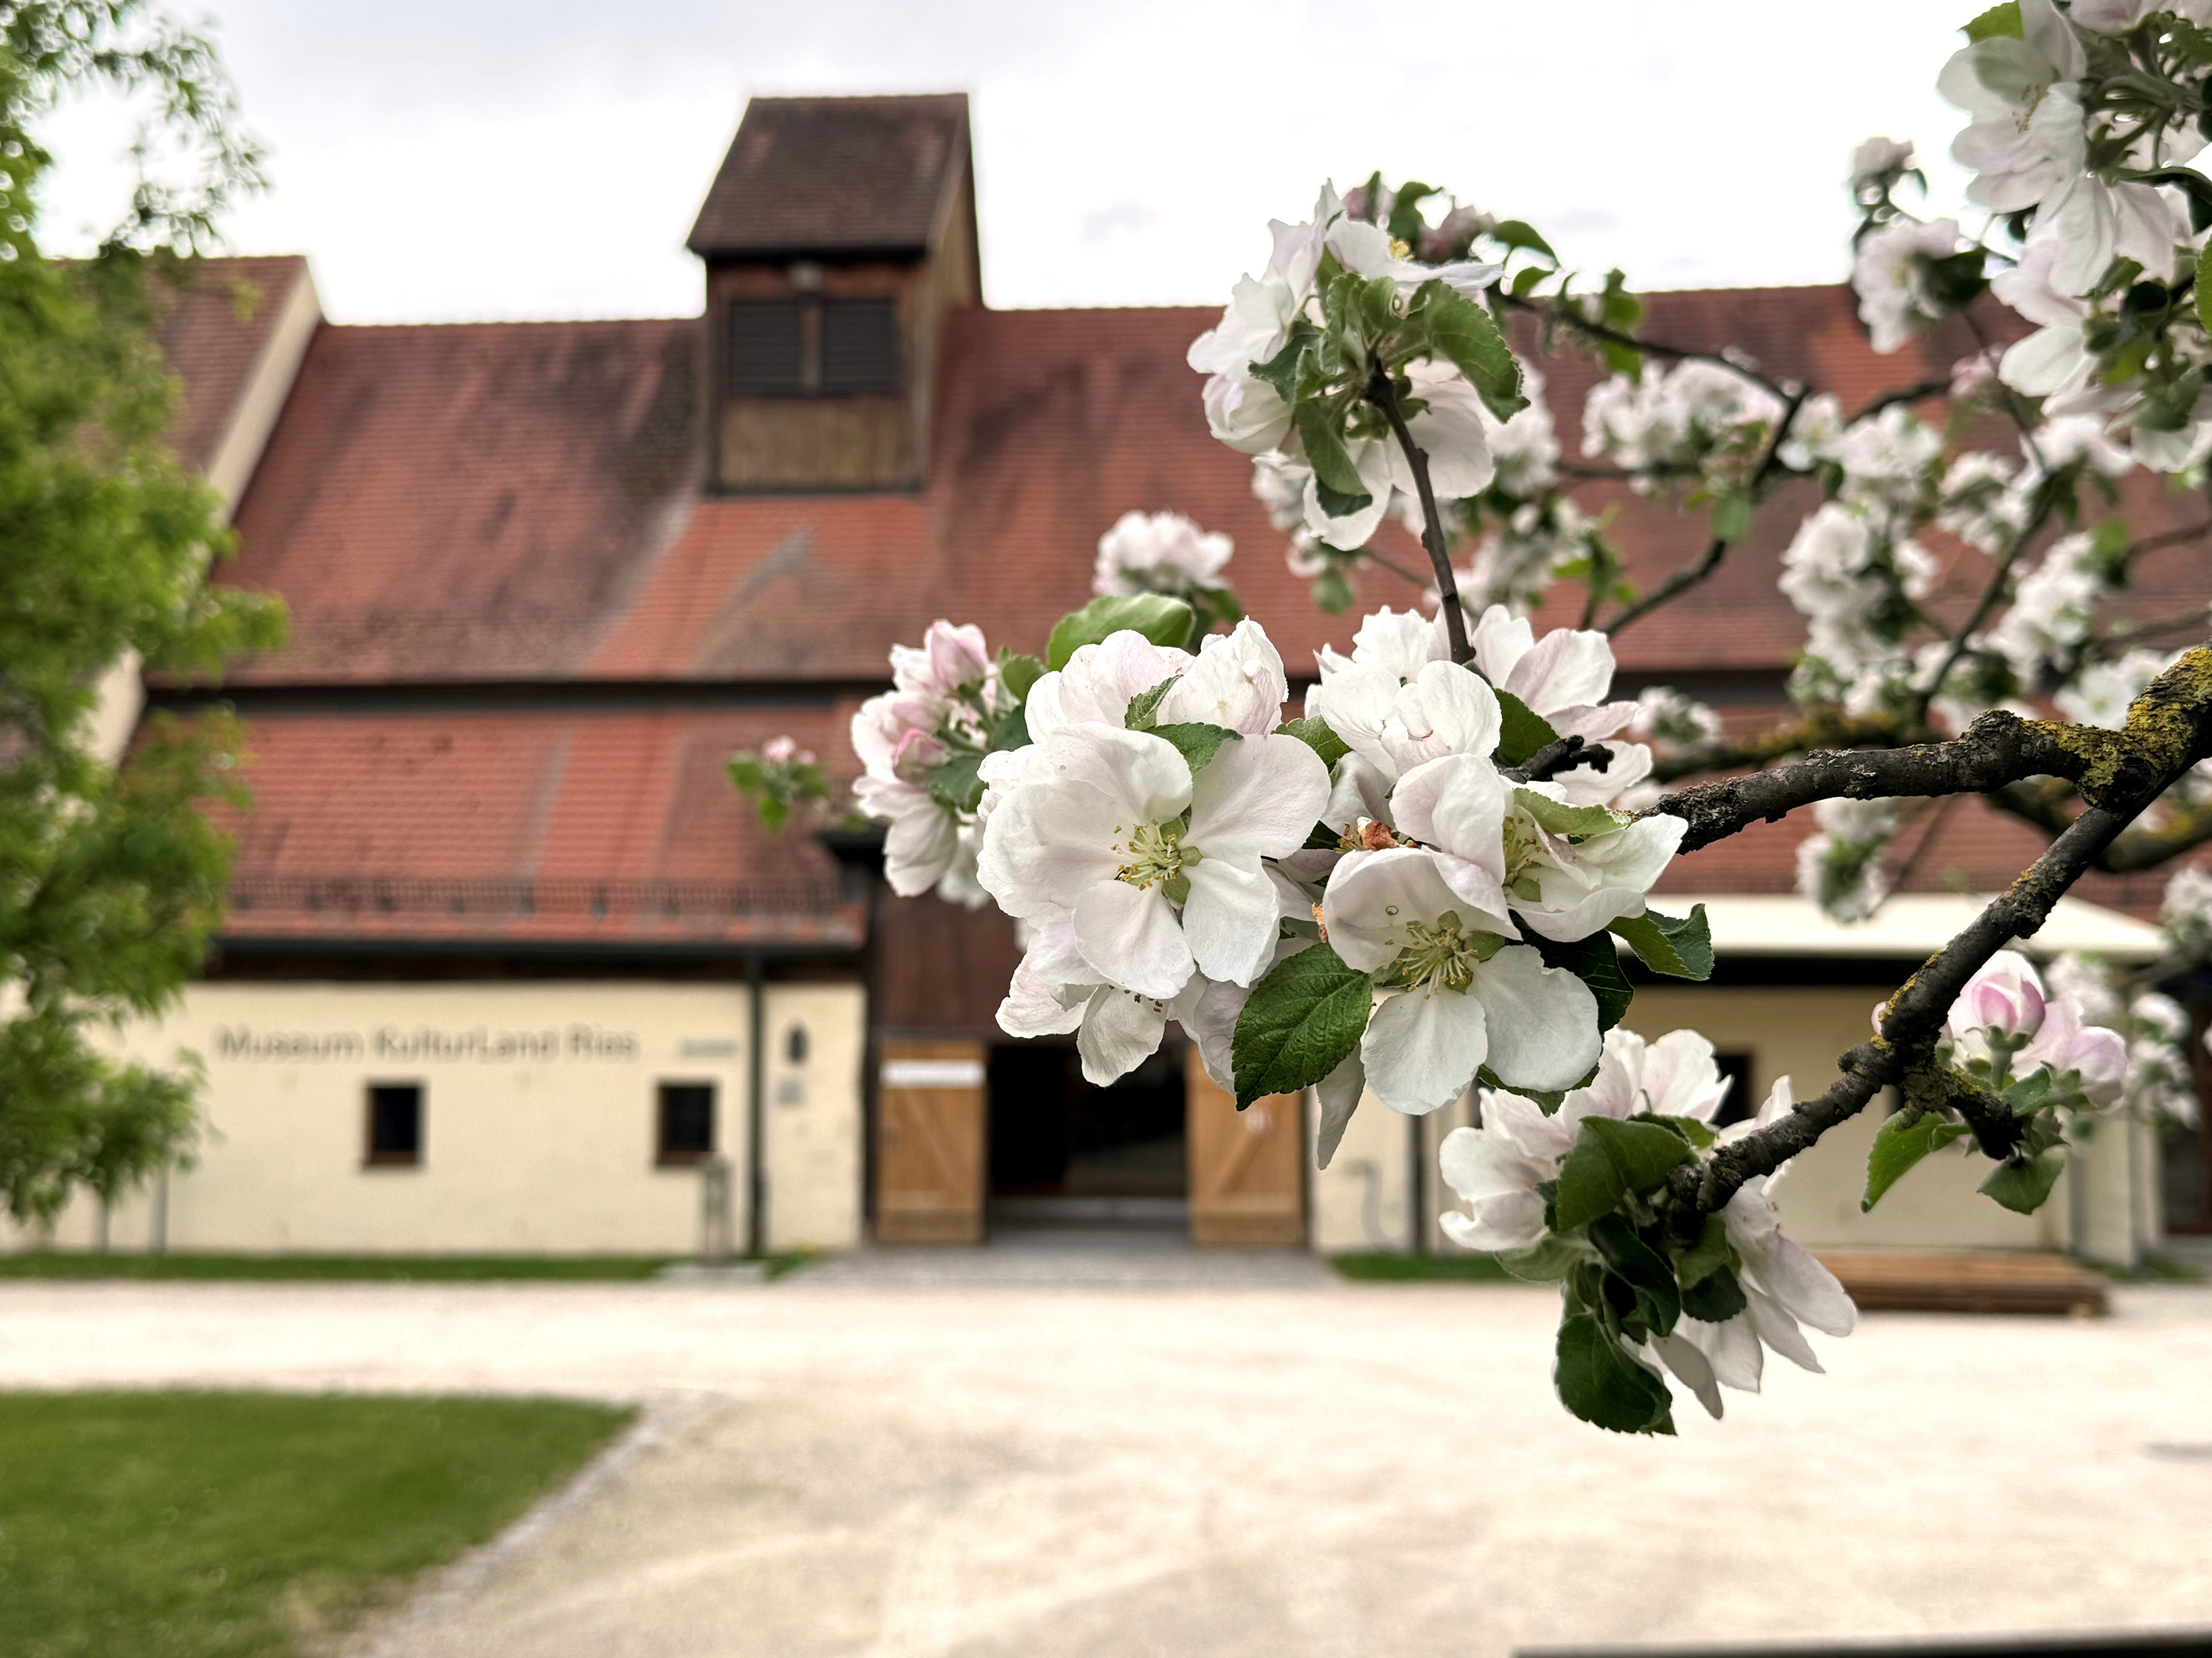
[13,95,2208,1267]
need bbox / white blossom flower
[1314,605,1448,683]
[1986,532,2105,680]
[1306,656,1502,784]
[1297,360,1496,548]
[2161,865,2212,962]
[978,723,1328,997]
[1935,451,2030,554]
[1795,795,1899,924]
[890,619,992,700]
[1324,846,1601,1108]
[998,909,1228,1084]
[2054,647,2180,728]
[1993,237,2097,403]
[1388,755,1683,944]
[854,774,964,899]
[1630,686,1723,749]
[1092,510,1233,599]
[1479,363,1559,495]
[1154,619,1291,736]
[1581,360,1786,484]
[1851,136,1918,198]
[1852,217,1965,353]
[1459,498,1596,618]
[1468,605,1652,805]
[2020,995,2128,1107]
[2071,0,2212,28]
[1024,633,1194,741]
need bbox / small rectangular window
[729,300,805,394]
[1712,1053,1756,1128]
[366,1083,422,1166]
[658,1081,717,1165]
[820,298,899,394]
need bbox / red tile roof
[153,255,309,473]
[686,94,969,257]
[216,705,862,949]
[216,285,2209,692]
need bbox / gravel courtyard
[3,1257,2208,1658]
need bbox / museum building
[14,94,2211,1266]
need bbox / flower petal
[1073,879,1194,999]
[1467,945,1601,1092]
[1321,846,1470,974]
[1076,986,1169,1084]
[1362,983,1486,1115]
[1181,857,1284,987]
[1189,732,1332,862]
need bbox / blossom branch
[1367,366,1472,665]
[1500,291,1797,405]
[1647,711,1912,787]
[1648,707,2124,853]
[1674,648,2212,1220]
[1846,377,1952,425]
[1602,386,1807,638]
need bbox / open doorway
[987,1038,1186,1232]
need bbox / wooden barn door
[875,1039,987,1244]
[1186,1048,1307,1247]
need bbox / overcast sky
[38,1,1980,324]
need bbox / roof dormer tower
[688,94,981,493]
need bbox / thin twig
[1367,367,1472,665]
[1847,377,1952,425]
[1501,292,1797,404]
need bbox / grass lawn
[1330,1250,1517,1283]
[0,1252,807,1281]
[0,1390,632,1658]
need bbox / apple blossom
[1851,216,1966,354]
[1093,509,1234,600]
[1324,845,1601,1108]
[1948,949,2049,1048]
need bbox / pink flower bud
[1947,950,2047,1045]
[891,619,992,697]
[888,726,949,785]
[761,735,798,764]
[2023,998,2127,1109]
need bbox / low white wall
[8,978,865,1257]
[1317,983,2134,1257]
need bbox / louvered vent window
[729,300,805,394]
[728,296,898,397]
[821,299,900,394]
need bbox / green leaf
[1641,1112,1716,1149]
[1510,265,1548,298]
[1608,905,1714,981]
[1963,1,2021,39]
[984,699,1030,754]
[1590,1214,1682,1340]
[1293,403,1374,520]
[1312,567,1355,613]
[1197,585,1244,628]
[998,652,1045,708]
[1863,1111,1971,1212]
[1489,219,1557,262]
[1514,787,1630,838]
[1712,494,1751,544]
[1151,722,1239,774]
[1492,690,1559,767]
[1526,929,1633,1032]
[1494,1235,1582,1282]
[1674,1213,1733,1290]
[925,752,986,814]
[1122,672,1180,733]
[727,756,766,793]
[1248,317,1319,403]
[2197,239,2212,334]
[2001,1068,2053,1113]
[1413,279,1526,419]
[1555,1313,1675,1435]
[1275,715,1351,768]
[1230,943,1374,1108]
[1046,595,1197,670]
[1554,1116,1692,1231]
[1680,1264,1749,1323]
[1385,181,1438,248]
[1979,1152,2065,1214]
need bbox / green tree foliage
[1,2,282,1221]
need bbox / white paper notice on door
[880,1058,986,1089]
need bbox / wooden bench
[1812,1250,2109,1317]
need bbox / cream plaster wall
[8,979,865,1257]
[1318,985,2132,1258]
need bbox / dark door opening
[987,1039,1186,1230]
